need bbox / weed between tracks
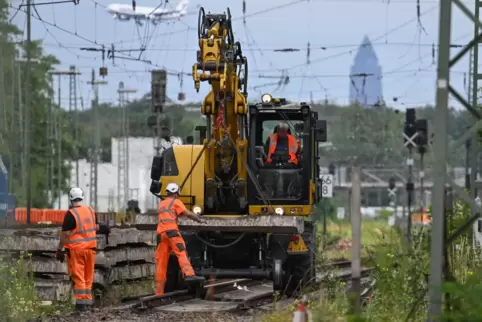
[263,200,482,321]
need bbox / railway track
[127,278,274,313]
[41,261,375,321]
[118,259,374,314]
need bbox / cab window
[161,148,179,176]
[262,120,304,148]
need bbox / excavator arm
[192,7,249,212]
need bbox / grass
[323,218,389,260]
[0,250,46,321]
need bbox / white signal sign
[320,174,334,198]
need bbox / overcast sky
[7,0,480,110]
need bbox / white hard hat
[165,183,180,194]
[69,187,84,201]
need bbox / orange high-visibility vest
[64,206,97,249]
[265,133,299,165]
[157,198,180,233]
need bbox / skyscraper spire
[349,35,383,107]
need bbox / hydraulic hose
[193,232,246,249]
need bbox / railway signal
[387,177,397,207]
[403,108,428,243]
[151,70,167,113]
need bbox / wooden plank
[157,299,238,313]
[213,283,273,302]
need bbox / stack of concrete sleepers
[0,227,157,302]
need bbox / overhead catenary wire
[12,0,441,77]
[10,0,471,108]
[268,3,440,73]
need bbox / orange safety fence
[15,208,68,224]
[14,208,118,225]
[412,210,431,225]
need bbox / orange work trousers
[155,229,195,295]
[66,248,96,305]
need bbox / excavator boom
[192,7,249,213]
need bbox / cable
[270,4,440,72]
[110,0,308,46]
[194,232,247,249]
[31,2,96,61]
[233,0,305,22]
[9,3,102,46]
[40,41,469,51]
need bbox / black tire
[272,259,283,292]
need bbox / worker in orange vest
[264,122,299,167]
[55,187,110,312]
[155,183,206,295]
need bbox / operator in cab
[264,122,299,168]
[155,183,206,295]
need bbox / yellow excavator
[143,7,327,295]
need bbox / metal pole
[57,75,62,209]
[87,70,107,210]
[16,62,25,199]
[420,153,425,222]
[350,166,361,312]
[428,0,451,319]
[117,82,125,211]
[25,0,32,223]
[48,69,80,207]
[470,0,481,214]
[117,84,137,211]
[48,74,54,206]
[406,148,413,243]
[69,66,80,187]
[465,139,471,189]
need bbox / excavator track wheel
[272,259,283,292]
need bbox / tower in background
[349,36,383,107]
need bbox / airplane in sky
[106,0,189,26]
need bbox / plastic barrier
[14,208,118,225]
[15,208,68,224]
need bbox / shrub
[0,250,38,321]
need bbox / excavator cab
[247,94,327,214]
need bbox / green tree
[0,2,73,207]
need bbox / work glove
[98,223,111,245]
[55,249,65,263]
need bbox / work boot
[75,304,88,312]
[185,275,206,298]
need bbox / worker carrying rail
[155,183,206,295]
[264,121,300,168]
[55,187,110,312]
